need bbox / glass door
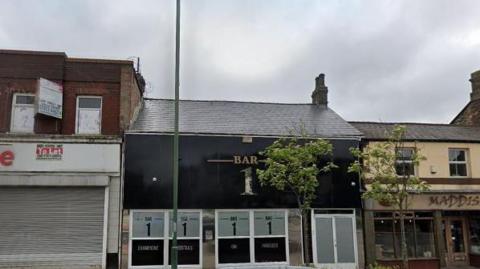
[444,217,469,266]
[312,213,357,269]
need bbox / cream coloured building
[351,122,480,269]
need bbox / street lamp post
[171,0,181,268]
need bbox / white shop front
[0,137,121,269]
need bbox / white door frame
[311,210,358,269]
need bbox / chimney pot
[471,69,480,101]
[311,73,328,105]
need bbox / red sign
[0,150,14,166]
[36,144,63,160]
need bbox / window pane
[449,164,457,176]
[397,148,413,161]
[469,218,480,254]
[335,217,356,263]
[394,219,415,258]
[374,219,395,259]
[218,212,249,237]
[12,106,34,132]
[78,97,101,108]
[396,162,415,176]
[15,95,35,105]
[415,220,436,258]
[315,217,335,263]
[450,164,467,177]
[449,149,466,162]
[132,212,164,238]
[457,164,467,177]
[77,109,101,134]
[254,211,285,236]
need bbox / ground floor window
[130,210,202,267]
[374,211,436,259]
[216,209,288,266]
[469,217,480,255]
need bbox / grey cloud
[0,0,479,123]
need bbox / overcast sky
[1,0,480,123]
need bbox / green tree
[349,125,429,269]
[256,135,336,265]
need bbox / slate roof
[350,121,480,142]
[129,99,362,138]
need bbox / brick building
[0,49,143,268]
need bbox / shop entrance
[443,217,469,267]
[312,210,358,269]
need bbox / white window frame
[129,209,203,269]
[311,209,359,269]
[215,209,289,268]
[10,93,35,133]
[395,147,416,177]
[75,96,102,134]
[448,148,469,178]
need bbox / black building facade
[121,76,364,269]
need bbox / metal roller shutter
[0,187,105,268]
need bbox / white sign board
[37,78,63,119]
[0,142,120,173]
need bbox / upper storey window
[10,93,35,133]
[76,96,102,134]
[395,147,415,176]
[449,148,468,177]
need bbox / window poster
[131,239,164,266]
[132,212,164,238]
[218,238,251,264]
[254,211,285,236]
[254,237,287,262]
[169,211,201,237]
[218,211,250,237]
[168,239,201,265]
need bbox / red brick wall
[62,81,120,135]
[0,50,141,136]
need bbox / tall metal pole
[171,0,181,268]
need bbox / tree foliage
[348,125,429,208]
[256,133,337,265]
[348,125,429,267]
[257,136,337,213]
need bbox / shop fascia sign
[0,142,119,172]
[429,194,480,208]
[36,78,63,119]
[207,154,262,195]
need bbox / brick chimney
[451,69,480,126]
[470,69,480,101]
[311,73,328,105]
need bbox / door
[312,213,358,269]
[444,217,469,266]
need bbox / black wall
[124,134,361,209]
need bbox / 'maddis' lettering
[0,150,14,166]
